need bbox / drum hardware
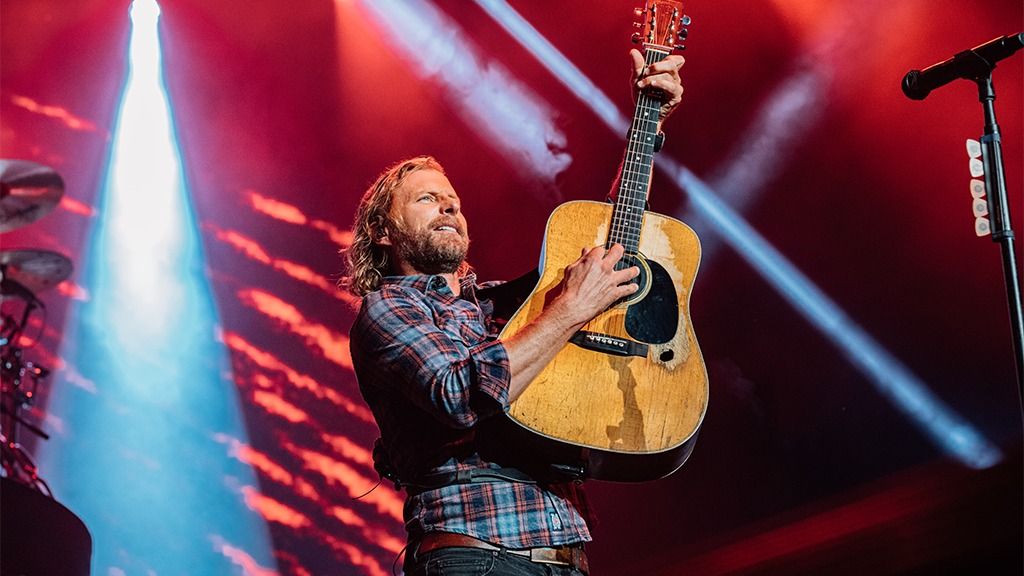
[0,249,73,299]
[0,159,72,494]
[0,272,57,492]
[0,159,64,233]
[0,161,91,576]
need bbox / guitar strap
[371,436,539,496]
[402,467,537,496]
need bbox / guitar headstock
[631,1,690,52]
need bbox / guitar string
[610,47,668,272]
[611,49,664,246]
[612,62,663,251]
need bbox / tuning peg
[632,32,642,44]
[677,28,689,40]
[674,44,687,51]
[634,7,645,17]
[681,14,692,26]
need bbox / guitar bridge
[570,330,649,358]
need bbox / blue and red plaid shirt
[349,273,592,549]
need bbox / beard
[390,220,469,275]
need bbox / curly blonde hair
[342,156,469,297]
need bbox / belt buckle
[528,548,566,566]
[528,546,582,568]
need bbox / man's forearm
[502,301,582,403]
[500,244,640,404]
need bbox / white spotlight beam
[355,0,572,189]
[42,1,279,573]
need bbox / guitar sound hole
[659,349,674,362]
[616,254,649,304]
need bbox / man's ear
[374,225,392,246]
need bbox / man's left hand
[630,48,685,123]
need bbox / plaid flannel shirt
[349,273,592,549]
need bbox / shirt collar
[380,272,479,298]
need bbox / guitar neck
[610,47,670,257]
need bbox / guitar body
[498,200,707,481]
[485,0,702,482]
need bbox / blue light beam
[40,1,278,573]
[473,0,1001,468]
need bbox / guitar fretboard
[609,47,669,263]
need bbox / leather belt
[417,532,589,574]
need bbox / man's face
[379,168,470,276]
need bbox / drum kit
[0,158,73,495]
[0,159,94,574]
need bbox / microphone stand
[973,73,1024,406]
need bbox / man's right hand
[551,243,640,330]
[502,243,639,402]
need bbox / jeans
[405,546,588,576]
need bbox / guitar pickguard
[625,256,678,344]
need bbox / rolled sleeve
[467,338,510,411]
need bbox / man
[344,49,685,575]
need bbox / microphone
[902,33,1024,100]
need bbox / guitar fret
[608,48,668,252]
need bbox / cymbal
[0,249,73,301]
[0,160,64,233]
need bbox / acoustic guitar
[493,0,707,482]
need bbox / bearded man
[344,49,684,576]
